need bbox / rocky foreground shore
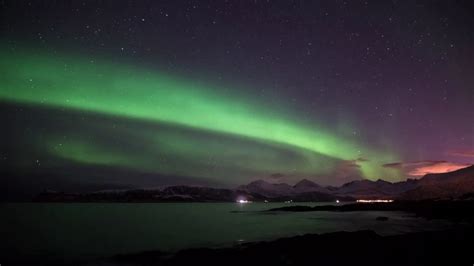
[110,200,474,266]
[113,227,473,266]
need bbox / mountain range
[34,165,474,202]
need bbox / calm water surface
[0,203,451,260]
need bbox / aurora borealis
[0,48,398,181]
[1,1,473,199]
[0,47,401,193]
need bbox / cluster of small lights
[356,199,394,203]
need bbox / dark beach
[109,200,474,266]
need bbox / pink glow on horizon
[408,162,471,177]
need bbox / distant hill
[293,179,331,194]
[335,179,418,199]
[34,165,474,202]
[237,179,295,198]
[400,165,474,200]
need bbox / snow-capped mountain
[34,165,474,202]
[293,179,331,194]
[237,179,295,198]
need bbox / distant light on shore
[356,199,394,203]
[237,199,251,204]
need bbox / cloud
[383,160,471,177]
[329,159,364,184]
[259,173,288,184]
[269,173,285,179]
[407,162,471,176]
[356,157,369,162]
[345,160,361,168]
[383,160,445,169]
[448,150,474,158]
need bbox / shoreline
[111,226,473,266]
[266,200,474,222]
[2,200,473,265]
[109,200,474,265]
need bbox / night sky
[1,1,473,199]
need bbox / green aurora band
[0,48,400,183]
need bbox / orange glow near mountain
[408,162,471,177]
